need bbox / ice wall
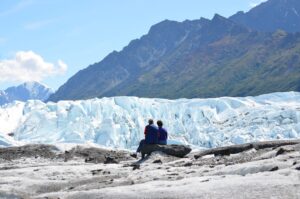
[1,92,300,149]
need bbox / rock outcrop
[141,144,192,158]
[194,139,300,159]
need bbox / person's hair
[157,120,163,127]
[148,119,154,124]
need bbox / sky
[0,0,267,91]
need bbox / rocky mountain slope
[0,82,53,106]
[48,0,300,101]
[230,0,300,32]
[0,140,300,198]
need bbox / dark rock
[194,143,253,159]
[8,133,14,137]
[295,167,300,171]
[225,162,234,166]
[201,179,210,183]
[194,139,300,159]
[184,162,193,167]
[276,148,286,156]
[132,164,140,170]
[85,157,95,163]
[168,173,179,176]
[0,166,18,170]
[253,140,300,150]
[91,169,102,175]
[130,153,137,159]
[293,161,297,166]
[102,171,111,175]
[104,156,119,164]
[153,159,162,164]
[140,144,191,158]
[269,166,279,171]
[185,170,196,174]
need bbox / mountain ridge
[48,0,300,101]
[230,0,300,32]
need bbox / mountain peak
[212,14,227,21]
[0,82,53,105]
[148,19,180,35]
[21,81,52,92]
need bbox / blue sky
[0,0,266,90]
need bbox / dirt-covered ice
[0,141,300,199]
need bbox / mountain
[49,18,209,101]
[1,92,300,148]
[0,82,53,106]
[230,0,300,32]
[48,0,300,101]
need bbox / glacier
[0,92,300,149]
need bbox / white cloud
[0,51,67,83]
[249,0,268,8]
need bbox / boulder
[194,143,253,159]
[140,144,192,158]
[194,139,300,159]
[252,140,300,150]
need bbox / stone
[269,166,279,171]
[194,139,300,159]
[194,143,253,159]
[153,159,163,164]
[140,144,192,158]
[104,156,119,164]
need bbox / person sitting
[157,120,168,145]
[144,119,159,144]
[136,119,159,153]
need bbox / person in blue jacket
[157,120,168,145]
[136,119,159,153]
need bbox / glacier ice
[0,92,300,149]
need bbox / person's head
[157,120,163,127]
[148,119,154,125]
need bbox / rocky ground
[0,141,300,199]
